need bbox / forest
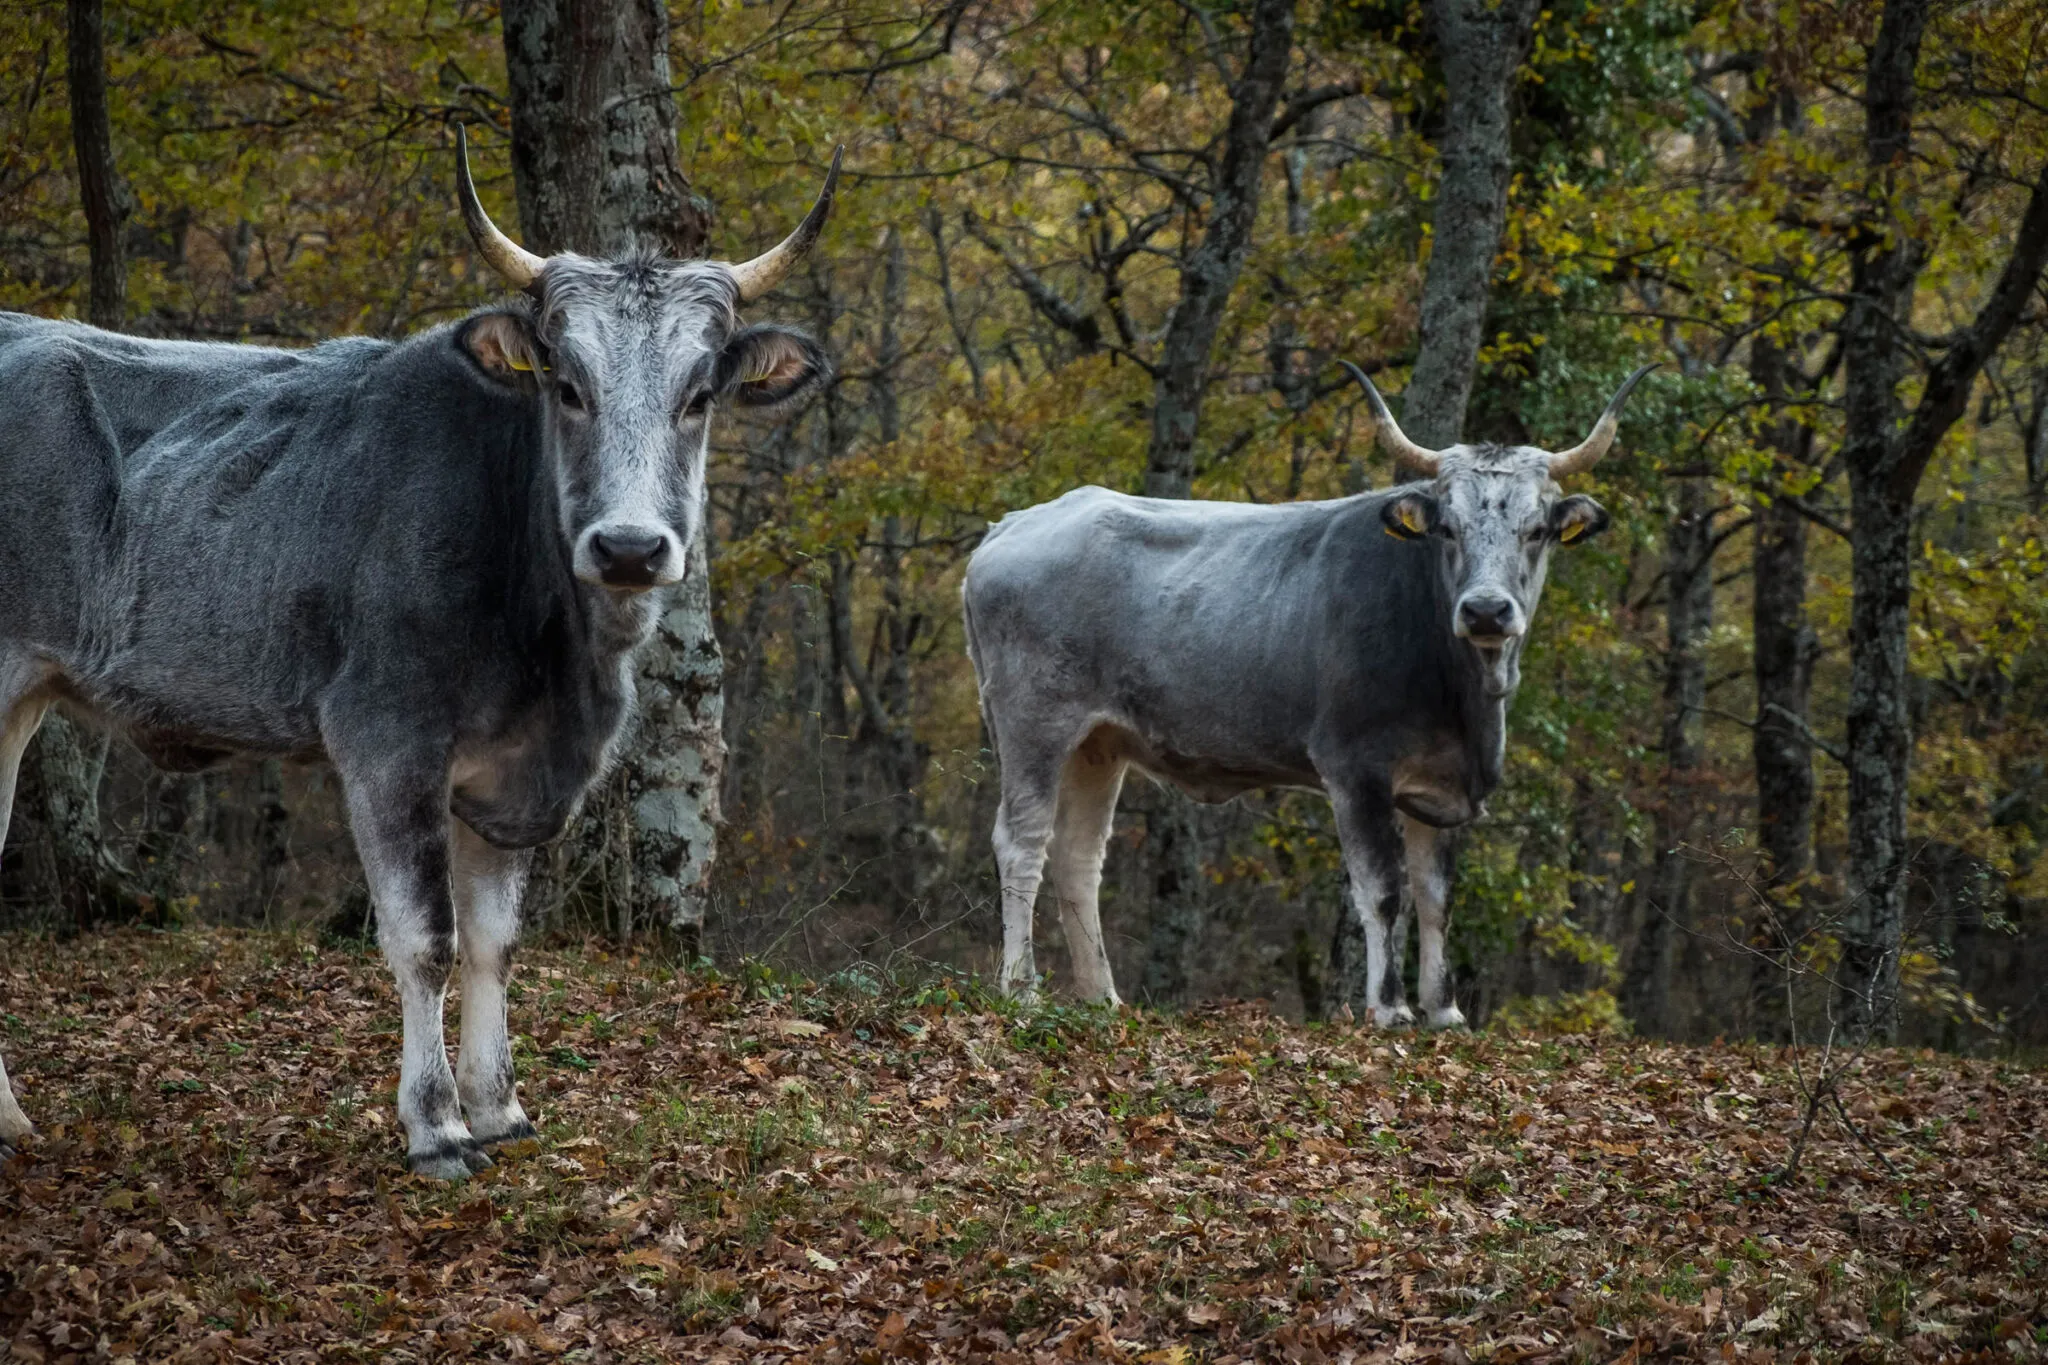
[1,0,2047,1058]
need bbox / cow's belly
[47,669,325,765]
[1088,723,1319,804]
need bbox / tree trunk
[1747,340,1819,1036]
[1140,0,1295,498]
[1839,476,1913,1041]
[502,0,710,259]
[1137,799,1206,1005]
[1396,0,1542,446]
[502,0,725,947]
[19,718,137,928]
[66,0,127,330]
[1622,474,1714,1035]
[250,758,290,924]
[1830,0,2048,1040]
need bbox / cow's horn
[455,125,545,296]
[1340,361,1444,477]
[1548,364,1660,477]
[729,146,843,303]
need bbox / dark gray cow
[0,131,838,1177]
[963,363,1654,1022]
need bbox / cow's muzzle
[579,524,682,591]
[1454,594,1523,646]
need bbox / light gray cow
[962,363,1655,1022]
[0,131,838,1176]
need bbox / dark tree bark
[1746,338,1821,1034]
[501,0,725,945]
[858,229,929,856]
[1622,475,1715,1035]
[250,759,290,924]
[1834,0,2048,1041]
[2023,368,2048,512]
[1396,0,1543,446]
[66,0,127,330]
[1140,0,1296,498]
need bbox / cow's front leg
[0,689,49,1158]
[1402,814,1465,1029]
[339,753,487,1179]
[1333,784,1412,1028]
[451,819,536,1147]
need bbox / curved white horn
[1548,363,1660,477]
[1340,361,1444,477]
[729,146,843,303]
[455,125,545,295]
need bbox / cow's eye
[681,392,711,420]
[557,382,586,412]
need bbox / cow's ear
[718,324,830,408]
[462,312,542,387]
[1380,491,1439,541]
[1551,494,1610,546]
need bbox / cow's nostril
[1459,596,1516,637]
[590,530,669,587]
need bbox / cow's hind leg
[1402,815,1464,1029]
[335,741,487,1179]
[451,819,537,1147]
[0,685,49,1157]
[993,740,1064,999]
[1047,733,1126,1004]
[1332,784,1413,1028]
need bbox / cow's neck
[1450,637,1512,798]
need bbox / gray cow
[963,363,1654,1023]
[0,131,838,1177]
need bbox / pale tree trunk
[1395,0,1542,446]
[1622,475,1714,1034]
[503,0,711,258]
[1330,0,1537,1010]
[502,0,725,947]
[1136,0,1296,1004]
[1833,0,2048,1041]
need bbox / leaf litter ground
[1,929,2043,1363]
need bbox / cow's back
[965,487,1351,776]
[0,315,316,652]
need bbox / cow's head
[1343,361,1656,696]
[454,127,835,593]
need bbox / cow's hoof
[474,1116,538,1149]
[1370,1004,1416,1029]
[0,1137,19,1165]
[1426,1006,1469,1031]
[407,1136,493,1180]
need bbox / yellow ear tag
[1399,503,1427,535]
[507,354,532,372]
[1559,521,1585,544]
